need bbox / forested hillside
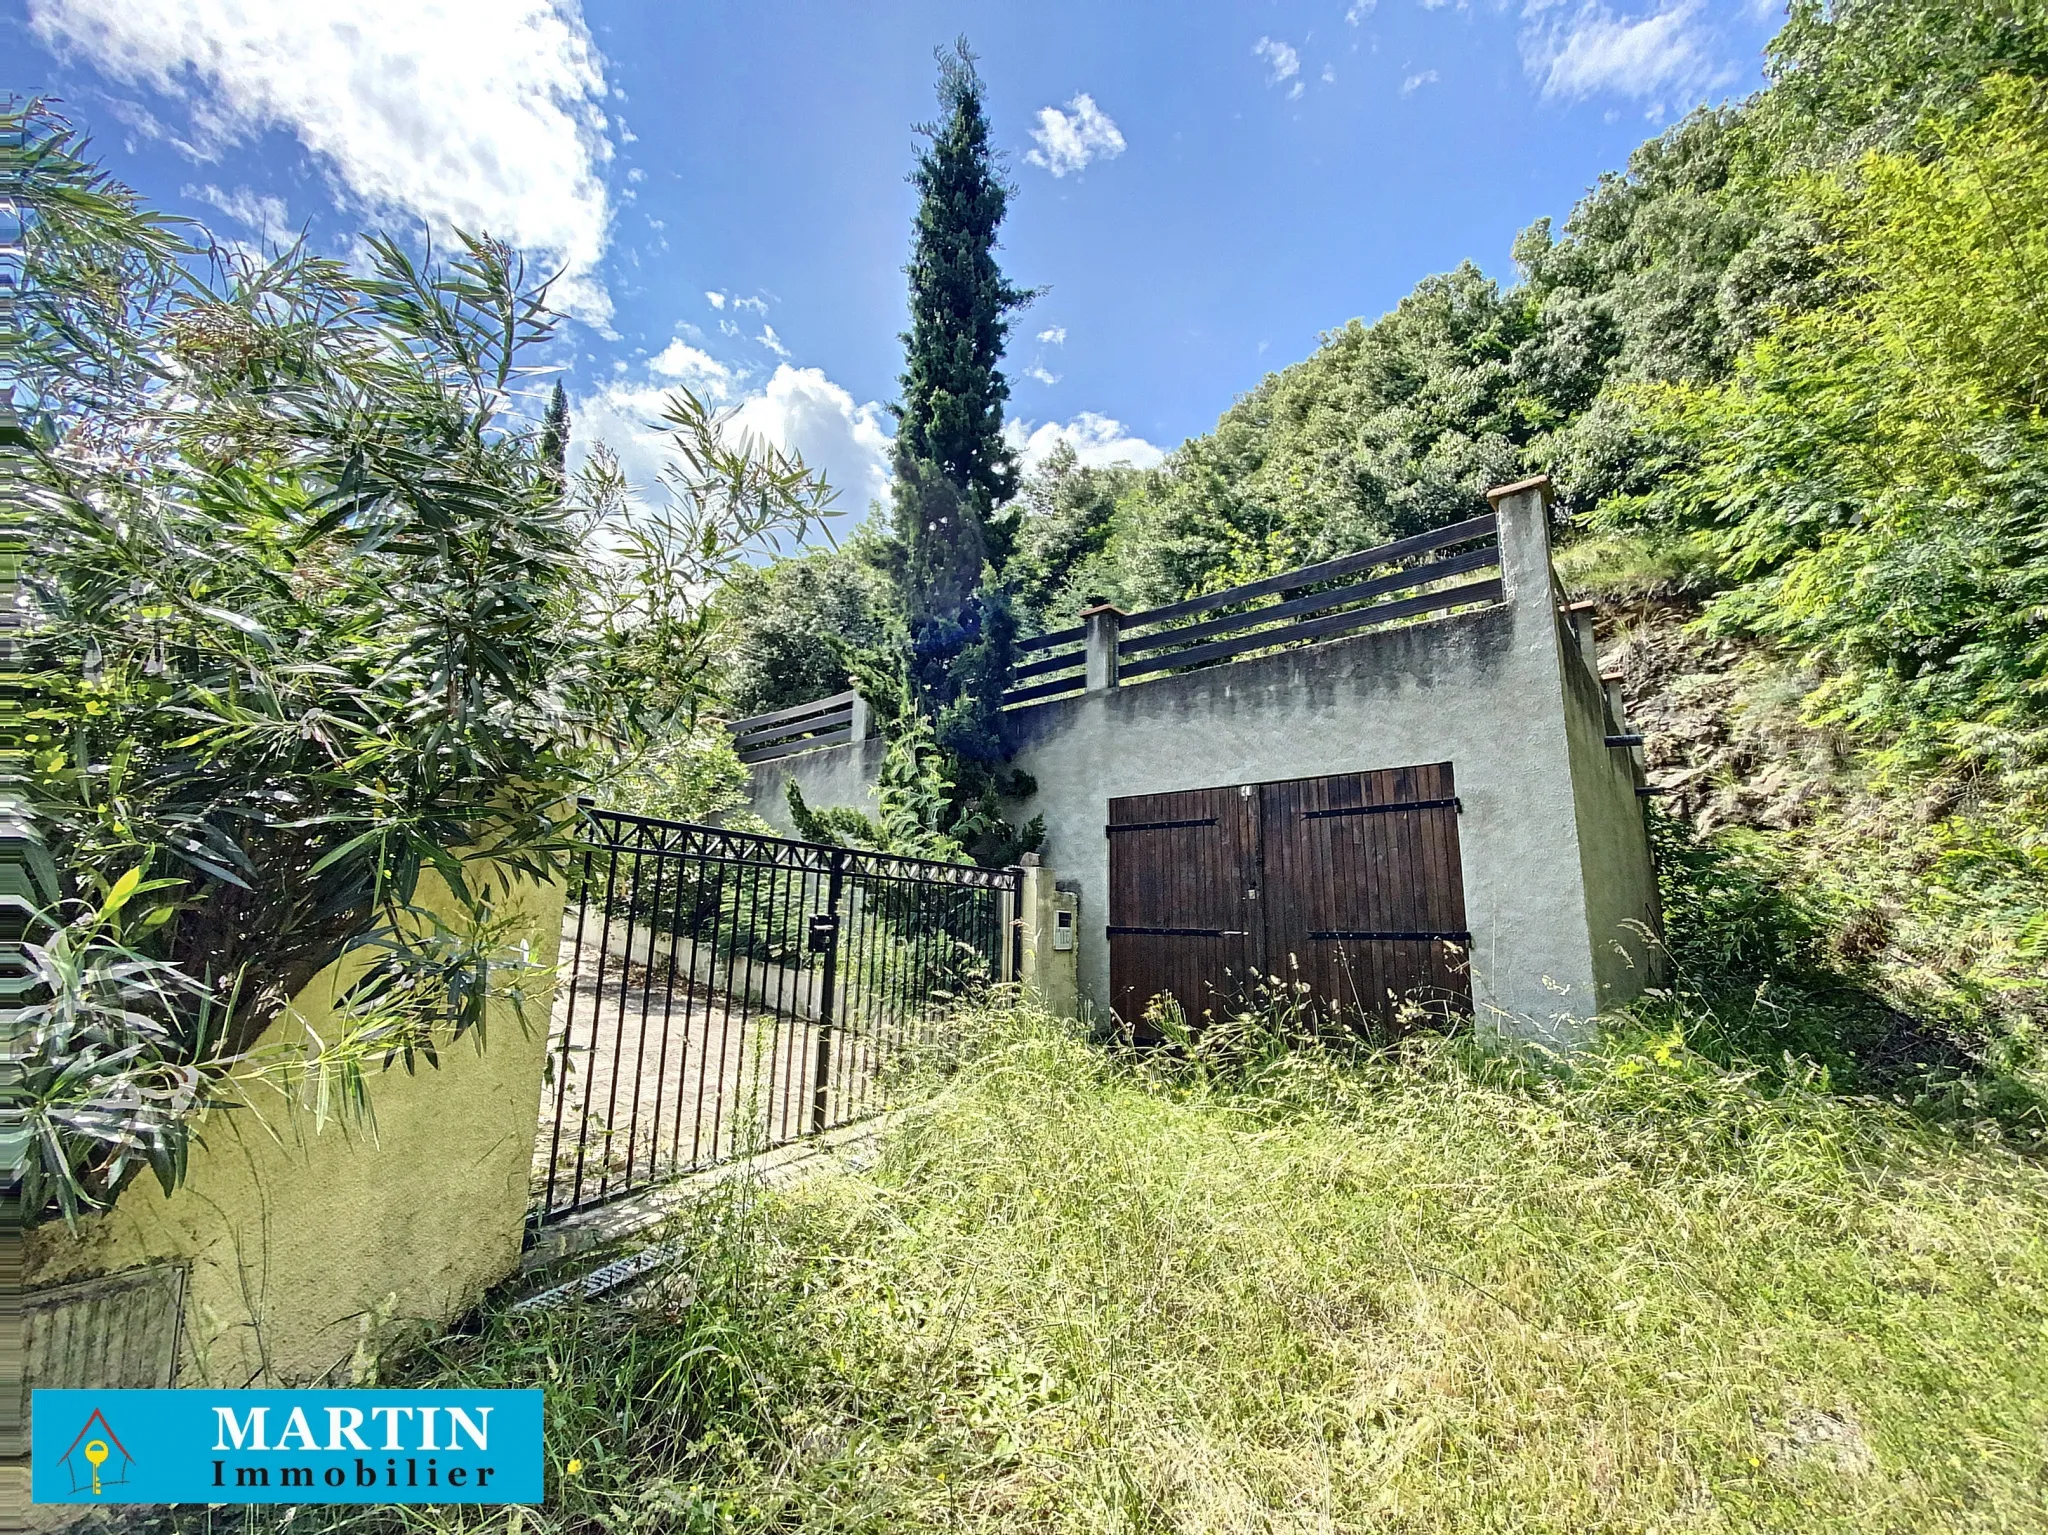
[717,0,2046,1088]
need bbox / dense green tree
[1074,262,1538,610]
[776,45,1049,870]
[539,379,570,488]
[1761,0,2048,158]
[1636,76,2048,765]
[891,40,1034,767]
[715,543,891,717]
[1003,440,1143,630]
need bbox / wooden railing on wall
[1005,620,1090,704]
[729,689,856,764]
[1003,511,1502,708]
[728,513,1508,760]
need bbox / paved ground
[529,954,894,1220]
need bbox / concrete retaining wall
[746,735,888,841]
[747,480,1663,1045]
[578,913,827,1021]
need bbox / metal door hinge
[1307,929,1472,943]
[1105,816,1219,834]
[1303,796,1460,819]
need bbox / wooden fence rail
[998,511,1501,707]
[728,513,1508,751]
[730,689,856,764]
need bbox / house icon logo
[56,1409,134,1497]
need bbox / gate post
[1017,857,1080,1018]
[999,868,1021,982]
[809,848,846,1135]
[1081,605,1124,692]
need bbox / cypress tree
[892,40,1034,767]
[539,380,570,490]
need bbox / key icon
[83,1440,109,1496]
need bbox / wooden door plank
[1112,762,1472,1040]
[1109,783,1257,1035]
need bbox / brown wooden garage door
[1107,762,1470,1034]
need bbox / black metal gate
[534,804,1020,1223]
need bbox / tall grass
[156,992,2048,1534]
[1632,806,2048,1144]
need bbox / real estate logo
[31,1389,543,1505]
[55,1408,135,1497]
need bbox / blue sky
[12,0,1782,523]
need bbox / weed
[152,994,2048,1534]
[1631,807,2048,1147]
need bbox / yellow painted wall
[24,872,565,1386]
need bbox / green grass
[1553,526,1722,606]
[1635,804,2048,1148]
[161,997,2048,1534]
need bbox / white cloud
[732,295,768,315]
[186,182,295,248]
[1024,365,1061,386]
[1322,64,1338,84]
[1400,68,1440,94]
[30,0,617,326]
[1024,93,1126,177]
[1037,326,1067,345]
[757,324,791,358]
[647,339,734,398]
[706,290,727,309]
[1007,413,1165,473]
[1523,1,1732,104]
[1254,36,1302,86]
[729,367,893,512]
[1346,0,1375,20]
[576,363,894,517]
[572,380,688,492]
[103,94,177,147]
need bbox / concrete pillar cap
[1077,603,1127,618]
[1485,474,1555,508]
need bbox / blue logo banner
[32,1389,544,1505]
